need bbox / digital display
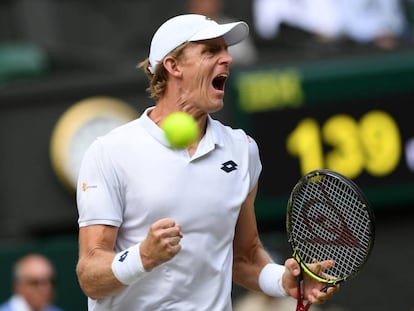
[229,53,414,220]
[250,100,413,203]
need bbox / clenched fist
[140,218,183,270]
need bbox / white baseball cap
[148,14,249,73]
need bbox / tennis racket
[286,169,375,311]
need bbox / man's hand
[140,218,183,270]
[282,258,338,304]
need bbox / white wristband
[111,243,148,285]
[258,263,288,297]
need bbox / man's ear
[163,56,182,78]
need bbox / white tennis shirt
[77,107,262,311]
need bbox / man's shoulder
[104,118,141,139]
[210,118,247,139]
[212,119,258,150]
[94,118,142,149]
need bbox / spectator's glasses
[21,276,55,287]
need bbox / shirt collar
[139,106,223,151]
[139,106,169,147]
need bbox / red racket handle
[296,274,312,311]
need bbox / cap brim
[189,21,249,46]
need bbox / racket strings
[289,175,373,281]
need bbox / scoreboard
[229,50,414,221]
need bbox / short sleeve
[77,139,123,227]
[247,135,262,192]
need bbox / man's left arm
[232,183,338,304]
[232,183,273,291]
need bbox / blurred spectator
[0,254,63,311]
[252,0,342,41]
[187,0,258,65]
[253,0,410,49]
[341,0,409,49]
[233,291,323,311]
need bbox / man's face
[15,258,55,310]
[175,37,233,114]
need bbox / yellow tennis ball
[161,112,199,148]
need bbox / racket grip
[297,303,311,311]
[296,276,312,311]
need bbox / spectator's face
[15,257,55,310]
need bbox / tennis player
[76,14,337,310]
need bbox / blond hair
[138,42,190,100]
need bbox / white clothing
[77,107,262,310]
[341,0,407,42]
[7,295,31,311]
[253,0,342,39]
[253,0,407,41]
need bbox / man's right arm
[76,219,183,300]
[76,224,126,300]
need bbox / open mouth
[212,73,228,91]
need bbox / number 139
[286,110,401,179]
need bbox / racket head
[286,169,375,285]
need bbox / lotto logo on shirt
[221,160,238,173]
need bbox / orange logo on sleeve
[81,182,97,192]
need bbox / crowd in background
[1,0,414,84]
[253,0,412,49]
